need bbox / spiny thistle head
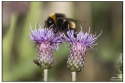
[64,27,102,72]
[29,22,63,69]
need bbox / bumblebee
[44,13,81,37]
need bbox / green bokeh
[2,1,122,82]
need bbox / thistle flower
[29,22,63,69]
[64,27,102,72]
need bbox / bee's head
[44,13,56,28]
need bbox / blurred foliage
[2,1,122,82]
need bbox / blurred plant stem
[72,72,76,82]
[3,14,18,81]
[44,69,48,81]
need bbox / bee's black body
[44,13,77,37]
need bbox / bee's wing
[65,18,86,23]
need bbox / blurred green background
[2,1,122,82]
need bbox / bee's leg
[74,29,77,38]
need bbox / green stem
[72,72,76,82]
[44,69,48,81]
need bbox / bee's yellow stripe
[50,13,57,25]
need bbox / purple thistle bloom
[29,22,63,69]
[64,27,102,72]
